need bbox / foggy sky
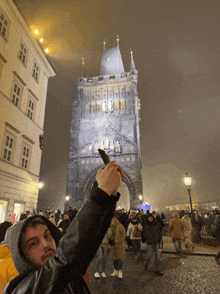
[14,0,220,211]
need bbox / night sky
[14,0,220,211]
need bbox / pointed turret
[81,57,84,77]
[130,49,136,71]
[100,36,125,76]
[117,35,119,48]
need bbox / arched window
[102,101,106,111]
[97,101,101,112]
[114,99,119,110]
[91,102,95,113]
[114,139,121,153]
[120,100,125,110]
[108,100,113,110]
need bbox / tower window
[114,101,119,110]
[108,100,113,110]
[97,104,101,112]
[120,100,125,110]
[91,104,95,113]
[102,101,106,111]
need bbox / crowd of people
[0,159,220,293]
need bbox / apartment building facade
[0,0,56,222]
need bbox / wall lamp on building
[65,196,70,201]
[138,195,143,201]
[38,182,44,189]
[183,172,194,219]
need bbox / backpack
[133,224,141,237]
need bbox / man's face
[148,217,153,222]
[64,214,69,220]
[22,224,56,266]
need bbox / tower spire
[116,35,119,48]
[82,57,85,77]
[130,48,136,71]
[103,39,106,51]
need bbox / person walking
[211,216,220,264]
[109,217,126,279]
[169,212,184,253]
[57,212,71,236]
[94,229,111,278]
[143,213,163,275]
[182,212,194,249]
[127,216,142,259]
[125,214,134,248]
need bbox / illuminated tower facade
[66,38,143,210]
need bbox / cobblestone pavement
[88,250,220,294]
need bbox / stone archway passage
[117,181,130,211]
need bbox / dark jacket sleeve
[2,188,119,294]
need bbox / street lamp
[38,182,44,189]
[183,172,193,217]
[138,195,143,201]
[65,196,70,201]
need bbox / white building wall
[0,0,56,222]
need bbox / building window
[102,101,106,111]
[18,43,27,65]
[21,144,31,170]
[97,103,101,112]
[2,133,15,162]
[0,13,8,39]
[27,98,35,120]
[114,101,119,110]
[120,100,125,110]
[32,62,39,82]
[108,100,113,110]
[91,103,95,113]
[11,81,23,107]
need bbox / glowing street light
[65,196,70,201]
[40,38,44,43]
[138,195,142,201]
[38,182,44,189]
[45,48,49,54]
[34,29,39,35]
[183,172,194,217]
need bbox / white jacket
[127,222,142,240]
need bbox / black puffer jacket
[2,188,120,294]
[143,219,162,245]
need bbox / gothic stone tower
[65,40,143,210]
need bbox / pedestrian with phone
[2,160,125,294]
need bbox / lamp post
[183,172,194,218]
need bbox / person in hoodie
[57,212,71,236]
[143,213,163,276]
[127,216,142,259]
[169,212,184,253]
[2,160,125,294]
[0,226,18,293]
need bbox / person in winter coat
[2,160,125,294]
[127,216,142,259]
[124,214,134,248]
[143,213,163,276]
[118,209,128,229]
[94,228,111,278]
[49,214,56,226]
[109,217,127,279]
[169,212,184,253]
[0,226,18,293]
[57,212,71,236]
[182,212,194,249]
[0,221,12,243]
[211,216,220,264]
